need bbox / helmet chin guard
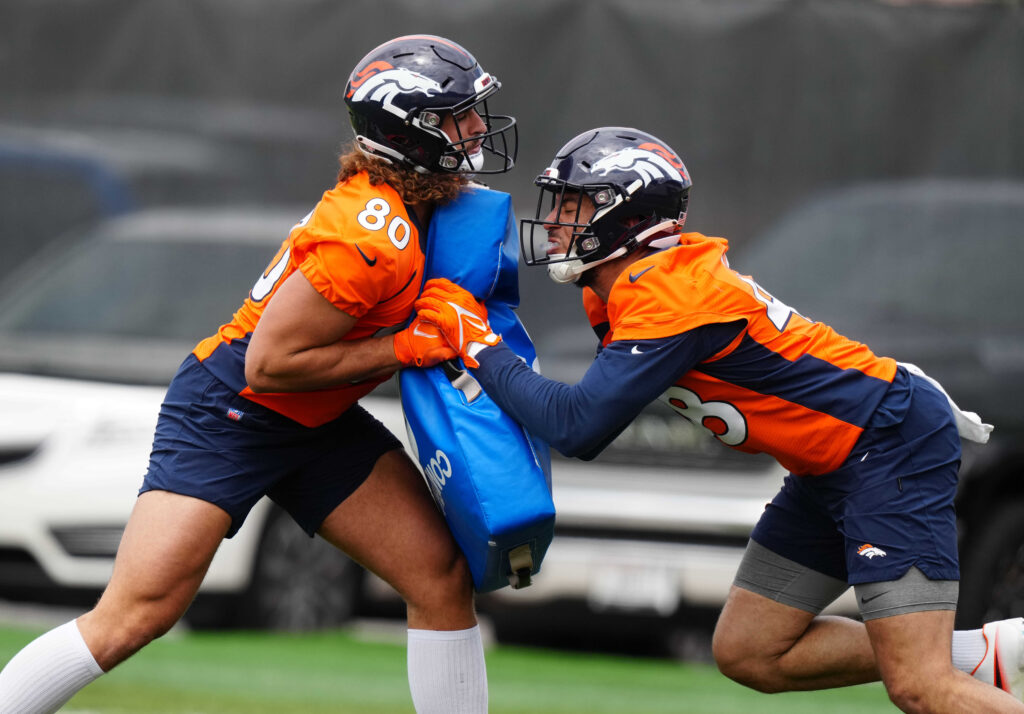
[546,256,583,284]
[544,220,680,285]
[546,248,625,285]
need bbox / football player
[0,34,516,714]
[412,126,1024,712]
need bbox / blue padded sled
[399,186,554,592]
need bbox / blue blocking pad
[399,186,554,592]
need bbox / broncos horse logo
[856,543,888,559]
[589,147,683,187]
[348,63,444,117]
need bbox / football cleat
[972,617,1024,700]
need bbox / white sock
[0,619,104,714]
[407,625,487,714]
[952,628,988,673]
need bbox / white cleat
[973,617,1024,701]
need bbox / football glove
[415,278,500,368]
[393,314,459,368]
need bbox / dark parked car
[0,97,340,282]
[0,122,264,282]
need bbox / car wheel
[241,506,364,631]
[957,499,1024,628]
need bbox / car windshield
[0,213,286,384]
[737,181,1024,337]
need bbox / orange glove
[393,314,459,367]
[414,278,501,368]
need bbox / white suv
[0,207,392,629]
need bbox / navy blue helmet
[344,35,517,174]
[521,127,691,282]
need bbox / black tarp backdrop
[2,0,1022,340]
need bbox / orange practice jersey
[583,233,897,475]
[192,172,424,427]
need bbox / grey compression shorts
[734,539,958,621]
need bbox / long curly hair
[336,144,469,205]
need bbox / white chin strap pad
[546,220,682,284]
[546,247,628,285]
[459,150,485,173]
[547,259,584,284]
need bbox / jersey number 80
[357,197,411,250]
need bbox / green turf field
[0,624,896,713]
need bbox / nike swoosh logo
[860,591,889,604]
[631,345,643,355]
[629,266,654,283]
[413,325,436,339]
[449,301,489,346]
[355,243,377,267]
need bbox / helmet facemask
[520,176,616,274]
[521,175,687,284]
[425,82,517,174]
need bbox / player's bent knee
[711,618,749,668]
[712,635,773,692]
[425,550,473,601]
[875,659,952,713]
[404,549,474,620]
[404,571,476,631]
[881,679,929,714]
[711,624,794,693]
[711,627,739,673]
[714,657,783,694]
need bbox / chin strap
[454,150,485,173]
[355,135,405,166]
[546,219,682,285]
[634,219,684,250]
[547,248,626,284]
[546,257,584,284]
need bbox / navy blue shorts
[751,368,962,585]
[140,355,402,538]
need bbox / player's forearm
[474,329,724,458]
[473,343,628,457]
[245,335,399,393]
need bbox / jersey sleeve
[294,228,390,318]
[289,190,406,319]
[609,243,747,341]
